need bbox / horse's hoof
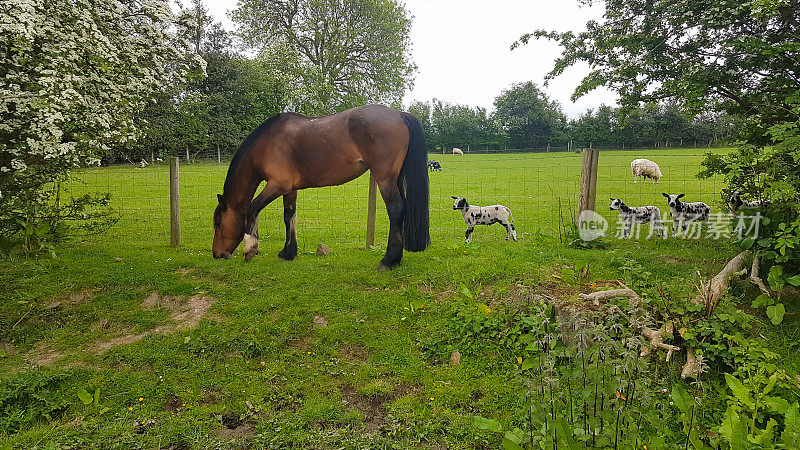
[278,250,297,261]
[377,263,394,271]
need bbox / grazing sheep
[428,160,442,171]
[138,159,149,168]
[631,158,662,183]
[452,147,463,155]
[451,196,517,243]
[728,191,770,214]
[662,193,710,236]
[609,198,665,238]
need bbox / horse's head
[212,194,245,259]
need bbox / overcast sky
[203,0,618,118]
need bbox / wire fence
[67,149,728,253]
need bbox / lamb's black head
[451,196,468,210]
[729,191,743,209]
[662,193,684,209]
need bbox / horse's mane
[221,113,285,202]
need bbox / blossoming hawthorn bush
[0,0,204,252]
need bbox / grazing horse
[212,105,430,270]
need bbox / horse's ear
[217,194,224,204]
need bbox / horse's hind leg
[376,176,404,270]
[278,191,298,261]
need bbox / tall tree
[493,82,567,148]
[231,0,416,113]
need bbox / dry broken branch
[578,285,641,307]
[749,255,771,296]
[641,324,681,362]
[693,250,751,308]
[681,347,701,379]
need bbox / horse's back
[260,106,409,189]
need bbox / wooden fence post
[365,172,377,248]
[577,148,599,225]
[170,157,181,247]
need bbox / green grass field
[67,148,730,252]
[4,148,797,449]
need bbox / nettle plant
[473,314,688,449]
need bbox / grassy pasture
[6,147,795,449]
[66,148,729,252]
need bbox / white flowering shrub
[0,0,204,252]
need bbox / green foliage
[718,372,800,448]
[0,371,75,434]
[493,82,567,149]
[0,0,200,254]
[411,99,506,152]
[231,0,415,112]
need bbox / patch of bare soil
[0,341,17,356]
[338,343,370,363]
[45,289,93,310]
[216,423,256,439]
[286,336,313,349]
[339,385,391,431]
[25,342,64,367]
[215,412,256,439]
[162,394,184,413]
[90,294,216,355]
[199,387,222,405]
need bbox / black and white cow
[451,196,517,243]
[428,160,442,171]
[609,198,665,238]
[728,191,770,214]
[662,193,710,236]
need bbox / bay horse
[212,105,430,270]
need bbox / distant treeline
[408,82,739,153]
[117,50,736,163]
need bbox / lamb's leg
[465,226,474,244]
[503,222,512,241]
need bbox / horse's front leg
[278,191,298,261]
[244,183,286,262]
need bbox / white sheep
[452,147,463,155]
[631,158,662,183]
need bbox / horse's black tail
[399,112,430,252]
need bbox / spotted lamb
[609,198,665,238]
[428,160,442,171]
[631,158,663,183]
[728,191,770,214]
[451,196,517,243]
[662,193,710,236]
